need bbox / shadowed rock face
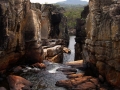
[0,1,69,71]
[75,5,89,60]
[0,0,33,71]
[32,4,69,46]
[83,0,120,88]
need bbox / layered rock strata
[0,0,69,71]
[83,0,120,88]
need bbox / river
[21,36,76,90]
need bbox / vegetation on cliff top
[54,4,84,35]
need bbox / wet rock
[32,63,46,69]
[56,68,77,72]
[63,72,76,75]
[56,75,100,90]
[67,73,84,79]
[13,66,22,74]
[56,80,73,88]
[76,81,97,90]
[66,60,85,71]
[63,47,71,54]
[7,75,33,90]
[66,60,84,68]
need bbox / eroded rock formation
[0,0,34,71]
[75,5,89,60]
[0,0,69,71]
[83,0,120,88]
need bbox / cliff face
[0,1,69,71]
[75,6,89,60]
[0,0,40,70]
[84,0,120,88]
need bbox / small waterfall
[63,36,76,64]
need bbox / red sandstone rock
[83,0,120,88]
[32,63,46,69]
[56,75,94,88]
[66,60,83,65]
[56,80,73,88]
[77,82,96,90]
[99,87,108,90]
[66,60,84,68]
[63,47,71,54]
[73,76,92,86]
[90,78,99,86]
[46,53,63,63]
[7,75,32,90]
[63,72,76,75]
[67,73,84,79]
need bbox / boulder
[32,63,46,69]
[63,47,71,54]
[76,82,96,90]
[56,75,100,90]
[46,53,63,63]
[42,45,63,63]
[7,75,33,90]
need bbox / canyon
[0,0,120,90]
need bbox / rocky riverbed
[0,36,116,90]
[0,60,115,90]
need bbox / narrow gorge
[0,0,120,90]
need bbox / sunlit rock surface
[0,0,32,71]
[7,75,33,90]
[83,0,120,88]
[0,0,69,71]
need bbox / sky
[30,0,89,4]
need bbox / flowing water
[63,36,76,63]
[21,36,76,90]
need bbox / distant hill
[56,0,88,5]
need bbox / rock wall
[0,1,69,71]
[84,0,120,88]
[75,5,89,60]
[32,4,69,45]
[0,0,41,71]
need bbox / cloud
[30,0,66,4]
